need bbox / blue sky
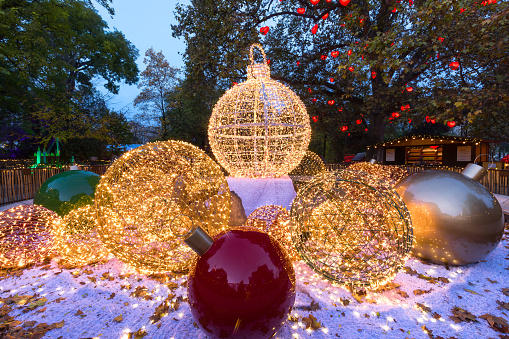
[96,0,188,118]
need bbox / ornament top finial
[184,226,214,256]
[247,44,270,79]
[461,163,487,182]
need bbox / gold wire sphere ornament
[290,170,413,288]
[208,44,311,178]
[50,205,109,267]
[245,205,299,260]
[289,150,327,192]
[95,140,231,273]
[0,205,58,268]
[348,162,409,187]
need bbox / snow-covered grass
[1,203,508,339]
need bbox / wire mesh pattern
[245,205,299,261]
[51,205,109,267]
[348,162,409,186]
[0,205,58,268]
[208,44,311,178]
[289,151,327,192]
[95,141,231,273]
[290,170,413,288]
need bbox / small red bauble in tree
[348,66,354,72]
[430,118,436,124]
[327,100,335,105]
[312,116,319,122]
[341,125,348,132]
[296,61,300,66]
[406,86,413,92]
[409,0,414,5]
[322,13,329,20]
[329,78,334,82]
[338,107,343,112]
[447,121,456,128]
[320,55,327,60]
[310,0,320,4]
[460,7,466,12]
[425,115,430,123]
[361,55,364,60]
[326,0,332,2]
[260,26,269,35]
[267,59,270,65]
[401,105,407,111]
[450,61,460,70]
[311,98,317,103]
[408,119,412,124]
[347,49,352,56]
[405,104,410,110]
[438,37,444,43]
[340,0,350,6]
[371,71,376,79]
[232,81,238,86]
[356,119,362,124]
[365,128,368,131]
[311,24,318,34]
[307,88,312,93]
[392,112,401,118]
[331,51,339,58]
[297,7,305,14]
[392,7,397,12]
[186,227,296,339]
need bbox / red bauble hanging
[267,59,270,65]
[312,116,319,122]
[341,125,348,132]
[348,66,354,72]
[329,78,334,82]
[406,86,413,92]
[327,100,335,105]
[438,37,444,43]
[392,112,401,118]
[347,49,352,56]
[447,121,456,128]
[425,115,431,123]
[310,0,320,4]
[356,119,362,124]
[307,88,312,93]
[320,55,327,60]
[296,61,300,66]
[449,61,460,70]
[340,0,351,6]
[311,98,317,103]
[322,13,329,20]
[331,51,339,58]
[311,24,318,34]
[371,71,376,79]
[430,118,436,124]
[297,7,305,14]
[260,27,269,35]
[338,107,343,112]
[408,119,412,124]
[187,227,296,339]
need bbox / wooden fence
[1,164,508,207]
[326,164,509,196]
[0,165,109,206]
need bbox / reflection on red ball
[188,228,295,339]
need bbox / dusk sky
[96,0,188,118]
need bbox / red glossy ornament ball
[188,228,296,339]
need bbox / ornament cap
[184,226,214,256]
[461,163,487,182]
[247,44,270,79]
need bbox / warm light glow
[0,205,58,268]
[95,140,231,273]
[245,205,298,260]
[289,151,327,192]
[50,205,109,267]
[208,44,311,178]
[290,170,413,288]
[349,162,409,186]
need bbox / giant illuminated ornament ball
[208,44,311,178]
[94,141,231,273]
[291,170,413,288]
[0,205,58,268]
[33,170,101,217]
[349,161,409,187]
[395,163,504,265]
[288,150,327,192]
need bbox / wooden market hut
[367,135,494,167]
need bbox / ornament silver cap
[461,163,487,182]
[184,226,214,256]
[369,159,377,164]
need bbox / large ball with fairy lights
[349,162,409,187]
[34,170,101,217]
[0,205,59,268]
[50,205,109,267]
[208,44,311,178]
[290,170,413,288]
[288,150,327,192]
[94,141,231,273]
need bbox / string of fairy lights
[208,44,311,178]
[349,162,409,186]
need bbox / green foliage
[0,0,139,147]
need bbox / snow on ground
[1,204,508,339]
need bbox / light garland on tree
[349,162,409,186]
[0,205,58,268]
[290,170,413,288]
[94,141,231,273]
[50,205,109,267]
[208,44,311,178]
[245,205,299,261]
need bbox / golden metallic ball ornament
[0,205,59,268]
[395,163,505,265]
[245,205,299,260]
[348,162,409,187]
[290,170,413,288]
[50,205,109,267]
[208,44,311,178]
[289,151,327,192]
[95,140,231,273]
